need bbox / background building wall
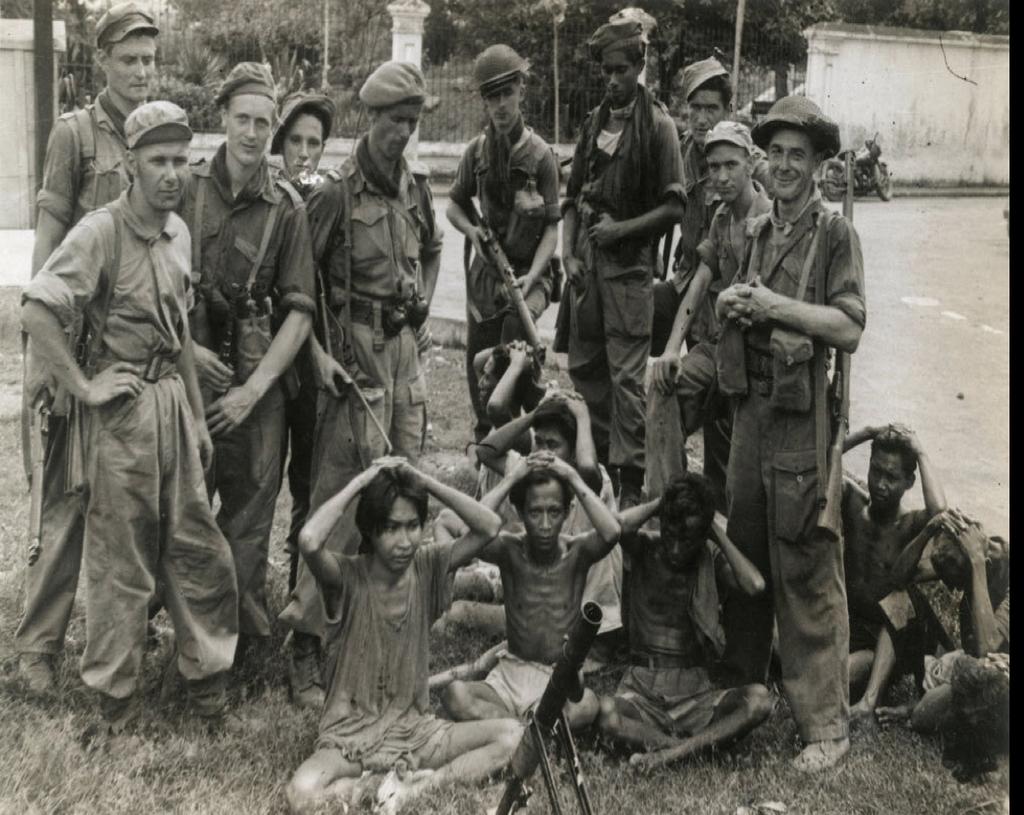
[804,23,1009,186]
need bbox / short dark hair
[871,428,918,477]
[660,472,716,536]
[509,468,571,514]
[532,401,577,450]
[355,469,429,554]
[692,74,732,108]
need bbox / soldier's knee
[744,683,774,722]
[441,680,469,716]
[597,695,620,731]
[495,718,524,757]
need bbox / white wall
[804,23,1009,186]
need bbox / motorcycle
[821,133,893,202]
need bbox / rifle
[464,204,545,355]
[27,389,50,567]
[495,602,602,815]
[815,153,854,541]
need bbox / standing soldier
[18,1,159,693]
[21,102,239,736]
[182,63,316,660]
[278,61,443,708]
[561,20,685,508]
[715,96,866,771]
[446,44,561,441]
[268,91,337,593]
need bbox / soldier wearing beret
[17,1,160,693]
[561,20,685,509]
[715,95,866,771]
[446,44,560,441]
[278,61,443,707]
[22,102,239,736]
[180,63,316,662]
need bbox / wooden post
[552,16,560,144]
[321,0,329,89]
[731,0,746,113]
[34,0,54,187]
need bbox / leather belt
[95,355,179,383]
[345,296,406,337]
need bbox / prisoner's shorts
[483,651,554,719]
[615,664,729,737]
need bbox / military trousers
[465,283,549,441]
[15,414,86,657]
[282,348,318,587]
[210,384,286,637]
[80,375,238,700]
[279,323,426,638]
[723,386,849,742]
[567,268,651,471]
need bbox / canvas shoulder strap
[83,204,124,372]
[191,177,207,286]
[246,194,282,292]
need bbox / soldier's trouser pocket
[350,386,388,467]
[771,449,819,545]
[602,272,652,339]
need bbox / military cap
[704,120,754,154]
[588,20,645,62]
[271,92,336,155]
[125,100,192,149]
[474,44,530,95]
[751,95,841,158]
[681,57,728,102]
[96,2,158,48]
[358,61,426,109]
[215,62,276,107]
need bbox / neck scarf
[357,136,402,199]
[586,84,655,213]
[97,89,128,138]
[483,113,525,213]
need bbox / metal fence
[56,4,804,143]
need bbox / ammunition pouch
[768,327,814,413]
[235,310,273,385]
[715,321,748,398]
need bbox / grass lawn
[0,288,1008,814]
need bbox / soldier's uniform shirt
[449,124,561,437]
[280,146,442,640]
[23,193,238,699]
[180,144,316,638]
[564,92,684,470]
[35,92,131,230]
[722,188,865,744]
[17,91,135,660]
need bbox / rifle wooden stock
[815,152,856,540]
[477,220,544,351]
[27,392,48,567]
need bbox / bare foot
[373,768,436,815]
[791,737,850,773]
[875,703,913,727]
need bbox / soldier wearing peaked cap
[22,102,240,735]
[560,19,685,509]
[446,44,561,441]
[17,0,161,695]
[715,95,865,773]
[278,60,444,704]
[179,62,317,662]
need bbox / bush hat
[681,57,728,102]
[704,120,754,154]
[96,2,158,48]
[751,95,841,158]
[271,92,336,155]
[216,62,276,108]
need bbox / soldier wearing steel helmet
[446,44,561,441]
[715,95,866,772]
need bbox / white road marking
[941,310,967,320]
[901,296,940,307]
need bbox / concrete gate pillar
[387,0,430,161]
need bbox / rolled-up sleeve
[652,113,685,206]
[22,214,109,328]
[416,177,444,259]
[826,216,866,329]
[274,202,316,315]
[35,119,80,227]
[537,148,562,225]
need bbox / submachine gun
[815,152,854,540]
[495,602,603,815]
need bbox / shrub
[151,73,221,133]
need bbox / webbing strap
[246,201,280,292]
[83,204,124,373]
[191,179,206,284]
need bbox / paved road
[0,195,1009,532]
